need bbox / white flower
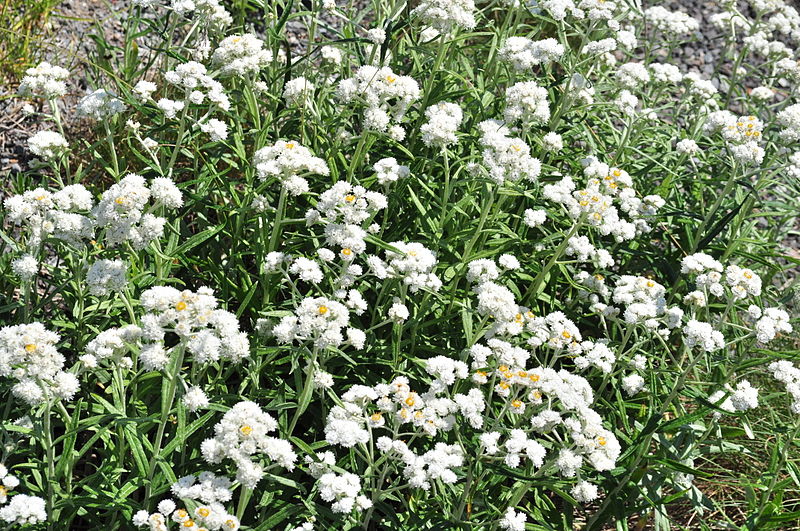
[505,81,550,125]
[477,120,541,184]
[200,119,228,141]
[283,77,315,106]
[313,370,334,389]
[212,34,272,76]
[77,89,125,119]
[523,209,547,227]
[253,140,330,196]
[27,131,68,161]
[421,102,463,147]
[373,157,409,185]
[650,63,683,83]
[0,323,77,405]
[337,66,420,133]
[499,507,527,531]
[321,46,343,64]
[500,37,565,70]
[318,471,369,513]
[171,471,233,504]
[753,308,792,343]
[730,380,758,412]
[571,481,599,503]
[751,86,774,100]
[411,0,476,31]
[616,62,650,88]
[768,361,800,414]
[676,139,699,154]
[324,405,370,448]
[133,80,157,100]
[201,401,296,487]
[0,494,47,525]
[388,300,410,322]
[366,28,386,44]
[93,173,180,250]
[183,386,210,412]
[18,62,69,99]
[725,265,762,299]
[643,6,700,36]
[11,255,38,281]
[86,259,127,296]
[621,373,645,396]
[683,320,724,352]
[542,132,563,152]
[157,98,185,119]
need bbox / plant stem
[144,343,185,505]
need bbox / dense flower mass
[4,0,800,529]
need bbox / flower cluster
[337,66,420,139]
[0,323,79,405]
[201,401,297,488]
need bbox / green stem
[144,343,185,505]
[104,122,120,179]
[525,216,584,305]
[268,186,288,253]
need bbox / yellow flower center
[561,330,571,339]
[510,144,521,152]
[532,390,542,399]
[35,194,47,201]
[613,169,621,177]
[115,197,126,205]
[370,413,382,422]
[176,510,188,518]
[518,371,527,378]
[345,194,356,202]
[743,271,753,279]
[341,248,352,256]
[511,400,522,408]
[515,313,523,323]
[405,396,415,407]
[408,250,417,257]
[475,370,487,378]
[285,142,295,149]
[646,280,655,288]
[499,382,510,390]
[184,521,195,528]
[240,425,252,435]
[594,274,604,280]
[24,344,36,353]
[414,410,423,419]
[503,371,513,379]
[498,365,508,372]
[318,305,329,315]
[526,311,535,318]
[597,436,607,446]
[175,301,187,311]
[225,520,237,529]
[198,508,211,518]
[385,75,396,84]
